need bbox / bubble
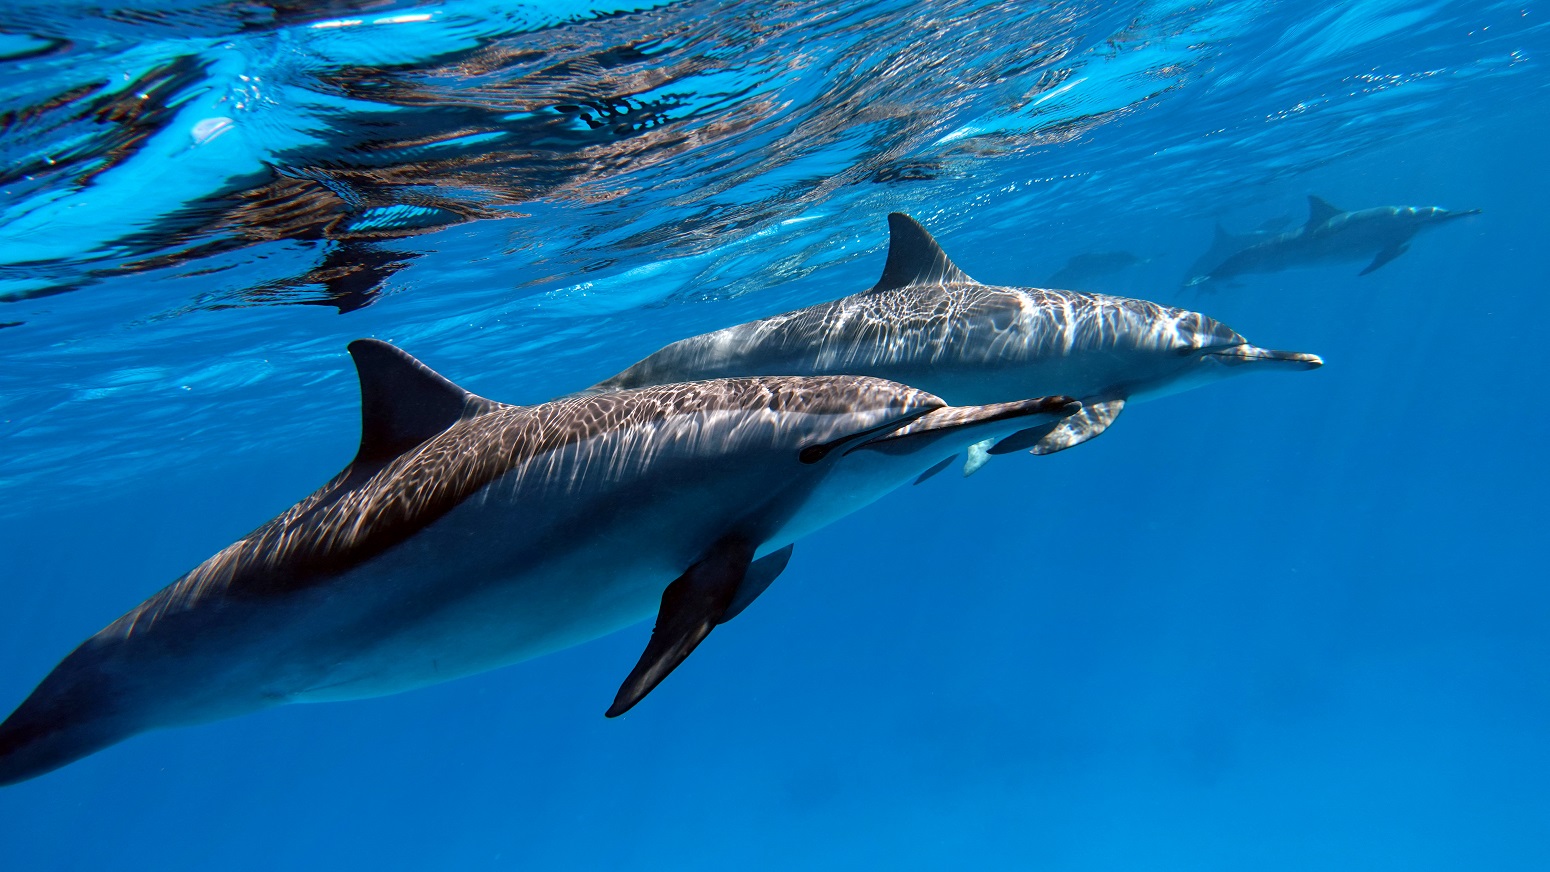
[191,116,235,146]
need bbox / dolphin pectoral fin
[961,439,994,476]
[606,537,755,718]
[916,454,959,484]
[1359,243,1408,276]
[720,544,794,623]
[1029,398,1126,455]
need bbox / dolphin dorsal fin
[868,213,974,293]
[347,339,496,466]
[1306,195,1342,227]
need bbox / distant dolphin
[587,213,1322,473]
[1189,195,1480,286]
[1046,250,1147,289]
[1182,214,1293,288]
[0,340,1078,786]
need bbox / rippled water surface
[1,1,1547,868]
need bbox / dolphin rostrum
[1188,195,1480,286]
[586,213,1322,473]
[0,340,1079,786]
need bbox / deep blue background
[1,1,1547,868]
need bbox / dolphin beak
[1206,345,1324,370]
[848,396,1081,455]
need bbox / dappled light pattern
[593,283,1255,393]
[107,374,942,636]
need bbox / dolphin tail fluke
[0,644,142,787]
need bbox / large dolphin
[0,340,1078,786]
[1189,195,1480,286]
[586,213,1322,471]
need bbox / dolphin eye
[1173,346,1197,357]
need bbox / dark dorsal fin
[868,213,975,293]
[1306,195,1342,227]
[347,338,496,466]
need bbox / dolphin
[1188,195,1480,286]
[1046,250,1147,290]
[0,339,1078,786]
[1182,214,1293,289]
[586,213,1322,473]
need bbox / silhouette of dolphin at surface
[1189,195,1480,287]
[0,340,1079,786]
[1046,250,1147,290]
[587,213,1322,474]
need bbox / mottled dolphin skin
[0,340,1078,786]
[588,213,1322,469]
[1190,195,1480,286]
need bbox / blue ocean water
[0,0,1546,867]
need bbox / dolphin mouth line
[1205,346,1324,368]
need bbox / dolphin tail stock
[0,640,144,787]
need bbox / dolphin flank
[1189,195,1480,286]
[586,213,1322,470]
[0,340,1079,786]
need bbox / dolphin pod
[1,212,1325,786]
[0,340,1079,786]
[588,213,1322,473]
[1189,195,1480,287]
